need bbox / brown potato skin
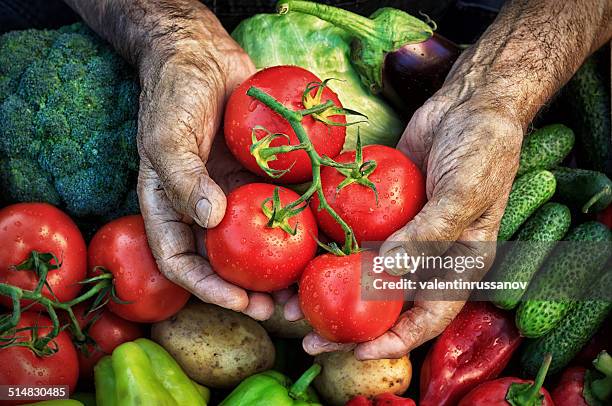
[261,303,313,338]
[151,302,275,388]
[314,351,412,406]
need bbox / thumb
[155,152,227,228]
[380,191,480,275]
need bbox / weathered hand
[135,15,275,320]
[301,50,525,358]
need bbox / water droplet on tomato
[248,100,258,112]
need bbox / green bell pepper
[94,338,208,406]
[220,364,322,406]
[70,393,96,406]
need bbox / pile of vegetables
[0,0,611,405]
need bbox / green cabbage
[232,12,405,150]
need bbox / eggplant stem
[277,1,378,39]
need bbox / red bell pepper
[419,302,522,406]
[572,319,611,367]
[345,396,372,406]
[552,367,589,406]
[372,393,416,406]
[596,204,612,229]
[552,351,612,406]
[458,354,554,406]
[345,393,416,406]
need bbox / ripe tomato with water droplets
[0,203,87,310]
[312,145,426,244]
[71,303,144,381]
[88,215,190,323]
[299,251,403,342]
[0,312,79,404]
[206,183,318,292]
[224,65,346,183]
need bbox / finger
[271,289,294,305]
[302,332,355,356]
[138,68,228,228]
[138,162,249,311]
[396,103,436,171]
[243,292,275,321]
[356,207,502,360]
[380,190,484,275]
[283,294,303,321]
[355,299,465,360]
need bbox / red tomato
[88,215,190,323]
[299,251,403,343]
[311,145,426,244]
[457,377,554,406]
[0,203,87,310]
[224,66,346,183]
[72,303,143,381]
[0,312,78,404]
[206,183,318,292]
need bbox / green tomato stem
[299,99,335,116]
[246,86,358,253]
[0,274,113,351]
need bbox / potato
[260,303,312,338]
[314,351,412,406]
[151,302,275,388]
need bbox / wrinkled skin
[64,0,612,354]
[301,71,522,359]
[298,0,612,359]
[64,0,275,320]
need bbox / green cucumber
[490,203,571,310]
[498,170,556,241]
[563,53,612,178]
[517,124,575,176]
[551,167,612,213]
[516,221,612,338]
[520,269,612,376]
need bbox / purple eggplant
[277,1,461,117]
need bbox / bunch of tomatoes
[210,65,427,343]
[0,205,190,399]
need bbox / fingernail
[195,198,212,228]
[383,246,413,276]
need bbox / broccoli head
[0,23,140,219]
